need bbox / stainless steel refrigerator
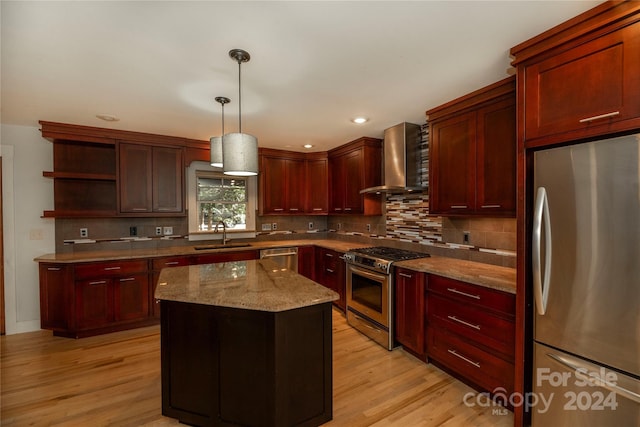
[531,133,640,425]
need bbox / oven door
[346,264,389,327]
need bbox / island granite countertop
[155,258,339,312]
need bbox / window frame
[187,161,257,241]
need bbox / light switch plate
[262,223,272,231]
[163,226,173,236]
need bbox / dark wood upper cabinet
[427,76,516,217]
[118,142,184,216]
[305,156,329,214]
[511,2,640,148]
[259,148,327,215]
[328,137,382,216]
[40,121,199,218]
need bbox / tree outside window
[196,173,248,231]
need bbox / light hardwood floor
[1,309,513,426]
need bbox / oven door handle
[348,265,387,281]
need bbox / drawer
[427,274,515,316]
[152,256,192,270]
[75,260,148,280]
[427,326,514,395]
[427,294,514,359]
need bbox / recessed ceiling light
[303,144,313,149]
[96,114,120,122]
[352,117,368,124]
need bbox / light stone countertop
[33,238,516,294]
[394,256,516,294]
[155,258,338,312]
[33,239,364,263]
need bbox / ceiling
[1,1,600,152]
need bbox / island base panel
[161,301,333,427]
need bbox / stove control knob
[376,262,385,270]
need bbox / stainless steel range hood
[360,122,423,194]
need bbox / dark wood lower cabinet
[425,274,515,400]
[161,300,333,427]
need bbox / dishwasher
[259,247,299,273]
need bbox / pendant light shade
[222,132,258,176]
[210,96,230,168]
[223,48,258,176]
[209,136,223,168]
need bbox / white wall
[1,124,55,334]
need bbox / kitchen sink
[194,243,252,250]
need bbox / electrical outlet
[308,222,314,230]
[366,224,371,232]
[272,223,277,231]
[129,226,137,236]
[463,231,470,244]
[80,228,88,238]
[337,223,342,231]
[163,226,173,236]
[262,223,272,231]
[155,227,162,236]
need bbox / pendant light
[210,96,230,168]
[223,48,258,176]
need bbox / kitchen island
[155,259,338,427]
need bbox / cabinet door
[261,156,287,214]
[39,264,74,332]
[429,112,476,215]
[119,143,152,213]
[115,273,150,321]
[76,278,114,330]
[476,98,516,215]
[343,149,364,214]
[523,24,640,146]
[394,268,425,356]
[153,146,184,213]
[329,155,345,213]
[286,159,305,213]
[305,158,328,214]
[297,246,316,280]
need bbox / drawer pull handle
[131,208,148,211]
[47,267,61,271]
[103,267,121,271]
[447,315,481,330]
[447,287,480,300]
[481,204,501,209]
[273,208,284,211]
[312,208,323,211]
[448,349,480,368]
[579,111,620,123]
[289,208,299,211]
[451,205,468,209]
[326,268,334,273]
[165,262,179,266]
[325,253,334,258]
[344,208,352,211]
[119,277,135,282]
[89,280,107,285]
[334,208,342,211]
[399,272,413,278]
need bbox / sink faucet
[214,220,228,245]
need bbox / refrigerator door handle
[546,353,640,404]
[533,187,552,315]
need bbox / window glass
[196,173,248,231]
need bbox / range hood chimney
[360,122,423,194]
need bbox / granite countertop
[155,258,338,312]
[33,239,366,263]
[394,255,516,294]
[33,238,516,294]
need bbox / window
[187,162,256,240]
[197,173,248,231]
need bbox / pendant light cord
[237,59,242,133]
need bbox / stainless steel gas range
[343,247,430,350]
